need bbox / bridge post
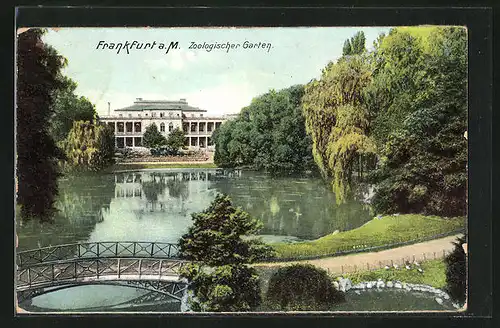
[150,243,154,257]
[117,258,121,278]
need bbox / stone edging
[334,278,462,309]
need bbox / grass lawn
[343,259,447,289]
[108,162,218,171]
[271,214,465,259]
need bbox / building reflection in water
[113,169,242,215]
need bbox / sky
[42,27,391,116]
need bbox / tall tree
[302,54,375,203]
[363,29,427,147]
[213,85,315,174]
[178,194,273,312]
[342,31,366,56]
[142,123,166,148]
[62,121,115,172]
[50,76,96,144]
[166,127,186,150]
[16,28,65,221]
[369,27,467,216]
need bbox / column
[205,137,208,148]
[115,121,117,133]
[132,137,135,147]
[197,137,200,148]
[197,122,200,133]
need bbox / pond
[16,168,373,312]
[17,168,373,250]
[20,283,456,313]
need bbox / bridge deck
[17,257,188,290]
[17,241,181,268]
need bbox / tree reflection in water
[17,173,116,250]
[17,169,374,251]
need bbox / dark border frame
[5,5,493,328]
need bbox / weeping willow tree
[327,104,376,203]
[302,55,375,203]
[63,120,115,171]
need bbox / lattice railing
[17,257,187,290]
[17,242,181,267]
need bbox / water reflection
[17,169,373,250]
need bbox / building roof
[115,98,206,112]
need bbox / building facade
[99,98,229,150]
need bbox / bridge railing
[17,242,181,268]
[17,257,188,290]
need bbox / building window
[145,113,148,116]
[134,122,142,133]
[200,114,203,117]
[169,112,173,117]
[160,123,165,132]
[152,112,156,117]
[119,114,123,117]
[177,114,180,117]
[169,123,174,132]
[126,122,133,133]
[138,114,141,117]
[128,114,132,118]
[160,112,164,118]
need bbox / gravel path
[255,234,463,274]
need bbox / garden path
[255,234,463,275]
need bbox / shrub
[265,264,345,311]
[179,194,274,312]
[444,235,467,305]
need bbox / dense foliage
[166,127,186,150]
[16,28,65,221]
[49,76,96,144]
[302,27,467,216]
[213,85,315,174]
[444,235,467,305]
[266,264,345,311]
[342,31,366,56]
[62,121,115,171]
[178,194,273,311]
[302,53,375,203]
[142,123,167,148]
[368,27,467,216]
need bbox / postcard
[15,25,468,314]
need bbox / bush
[265,264,345,311]
[181,263,261,312]
[444,235,466,305]
[179,194,274,312]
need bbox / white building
[99,98,229,150]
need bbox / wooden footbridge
[16,241,190,303]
